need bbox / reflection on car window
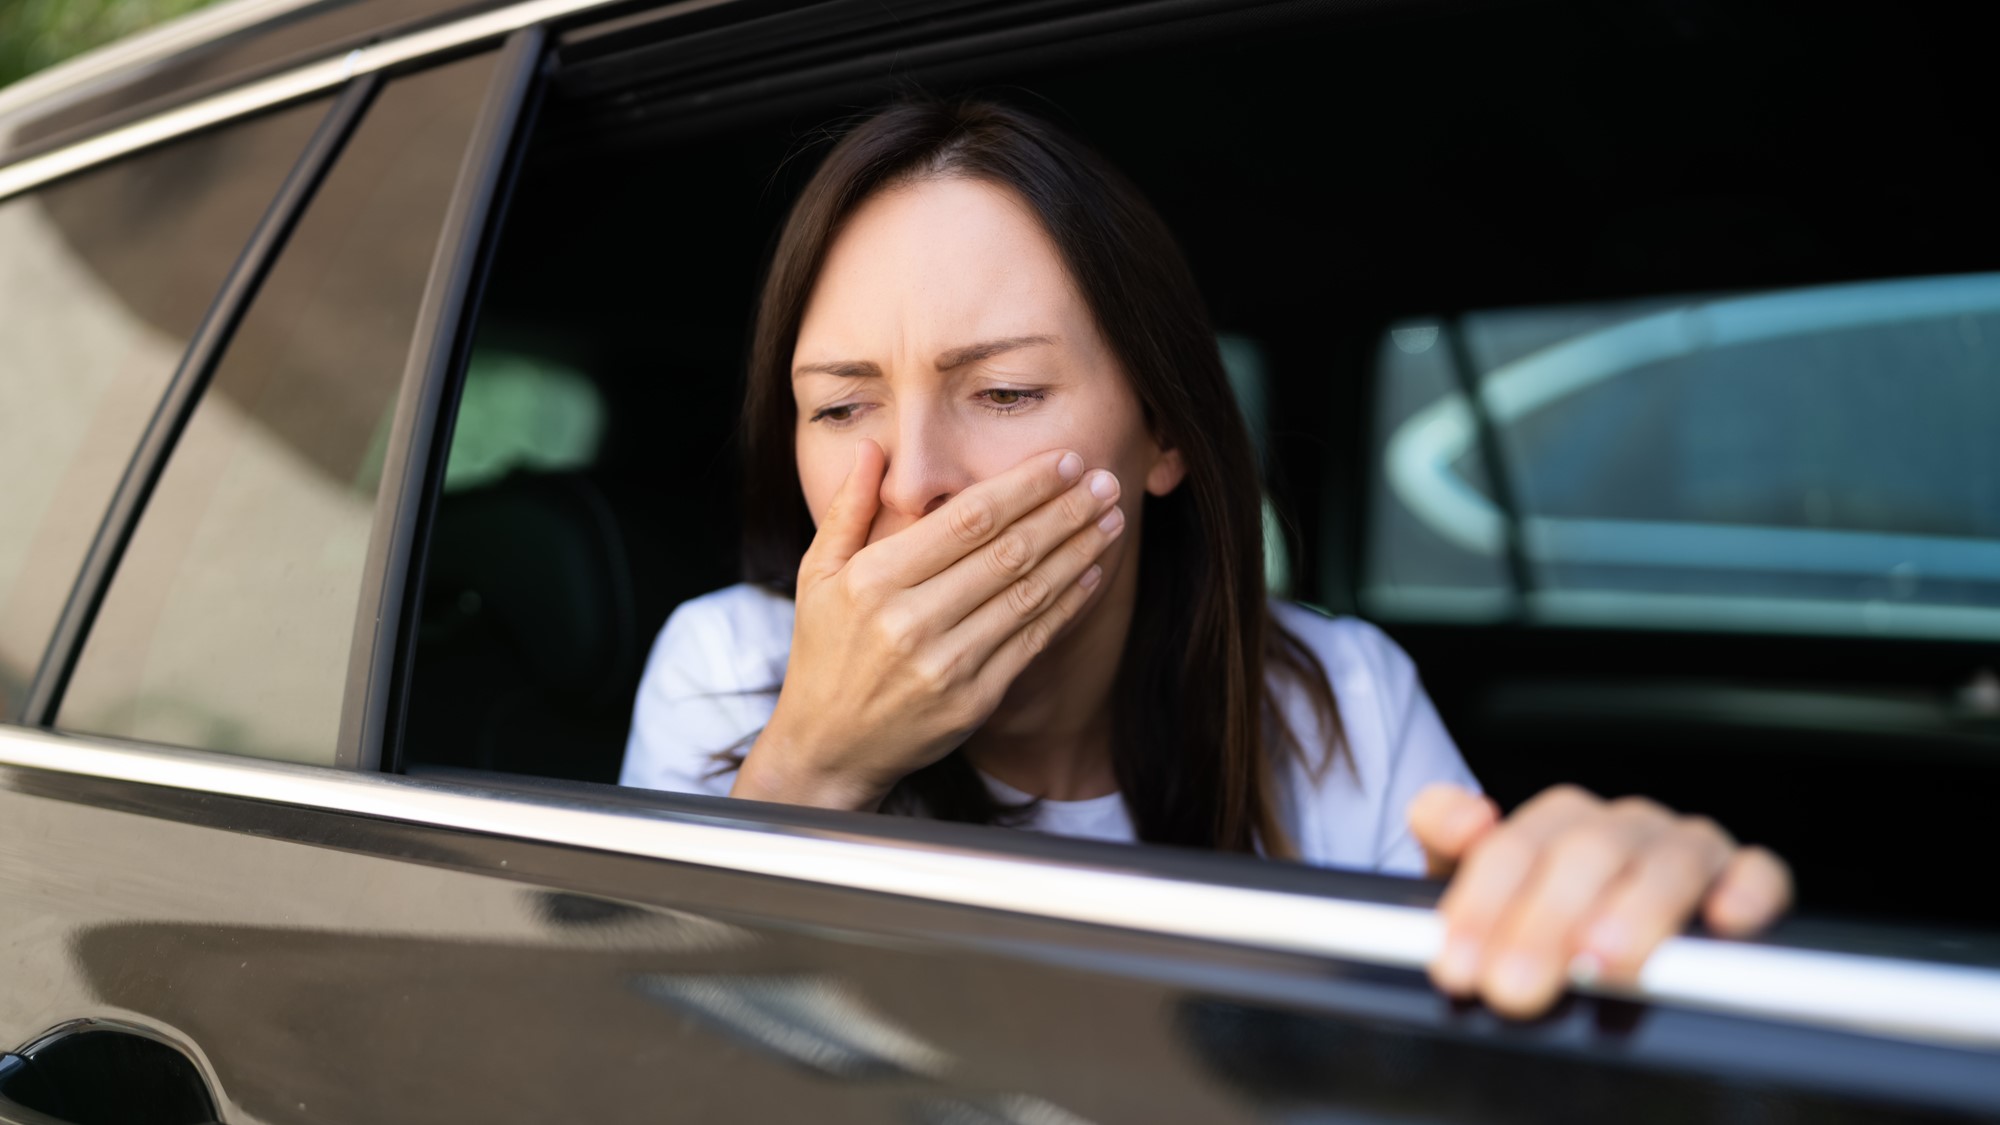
[0,100,326,721]
[59,53,500,764]
[1363,273,2000,639]
[442,351,605,493]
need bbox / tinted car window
[1363,274,2000,639]
[60,52,499,764]
[0,100,326,721]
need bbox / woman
[622,98,1791,1017]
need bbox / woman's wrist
[732,720,894,812]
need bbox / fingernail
[1088,470,1119,501]
[1057,451,1084,482]
[1078,564,1103,591]
[1436,937,1479,991]
[1098,506,1125,534]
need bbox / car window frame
[338,28,546,771]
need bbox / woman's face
[791,176,1183,548]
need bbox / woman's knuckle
[1008,572,1053,617]
[1546,783,1597,809]
[1550,825,1623,869]
[1019,615,1057,657]
[843,561,886,604]
[1468,833,1534,880]
[1060,487,1095,524]
[1676,814,1734,854]
[920,652,961,690]
[1610,795,1670,823]
[950,496,997,543]
[988,530,1035,577]
[1650,842,1713,887]
[1522,783,1590,819]
[876,607,922,654]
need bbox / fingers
[1703,845,1793,937]
[801,440,886,581]
[865,449,1089,588]
[1430,784,1790,1022]
[1429,785,1601,1002]
[917,468,1121,627]
[967,507,1125,695]
[1572,816,1738,985]
[1476,800,1710,1016]
[1406,783,1500,879]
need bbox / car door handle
[0,1023,218,1125]
[0,1056,81,1125]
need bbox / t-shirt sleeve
[618,592,781,796]
[1350,620,1482,877]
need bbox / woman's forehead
[795,177,1092,362]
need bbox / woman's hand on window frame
[1407,782,1794,1019]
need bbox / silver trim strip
[1,725,1996,1051]
[0,0,323,123]
[0,52,351,203]
[0,0,734,203]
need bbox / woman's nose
[877,414,972,520]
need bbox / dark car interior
[398,0,2000,928]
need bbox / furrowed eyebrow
[935,334,1058,371]
[792,359,883,379]
[791,335,1058,379]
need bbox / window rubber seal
[20,76,381,730]
[338,26,549,774]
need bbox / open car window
[393,0,2000,944]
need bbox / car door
[2,2,1999,1124]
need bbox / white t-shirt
[620,584,1478,876]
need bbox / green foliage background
[0,0,222,91]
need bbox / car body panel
[5,730,1999,1123]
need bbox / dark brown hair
[739,97,1341,857]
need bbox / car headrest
[420,471,638,711]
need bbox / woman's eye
[808,403,861,425]
[977,388,1044,412]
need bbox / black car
[2,0,1997,1122]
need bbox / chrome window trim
[2,724,1997,1052]
[0,0,325,124]
[0,0,736,204]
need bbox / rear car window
[0,99,329,722]
[1362,273,2000,640]
[58,53,500,764]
